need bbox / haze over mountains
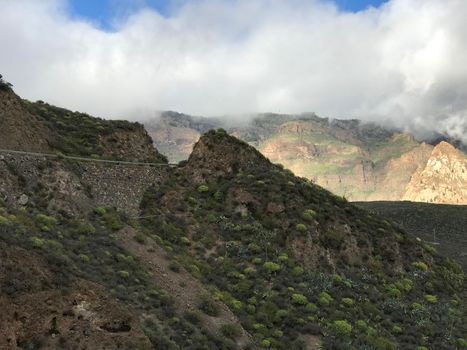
[145,111,467,205]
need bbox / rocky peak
[182,129,272,184]
[403,141,467,204]
[432,141,462,158]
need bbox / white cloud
[1,0,466,141]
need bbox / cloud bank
[1,0,466,141]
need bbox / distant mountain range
[144,112,467,205]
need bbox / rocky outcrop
[0,244,152,350]
[403,142,467,204]
[182,129,271,185]
[0,89,50,152]
[98,126,165,163]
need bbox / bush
[295,224,307,233]
[79,254,90,263]
[118,270,130,278]
[197,185,209,193]
[318,292,333,306]
[412,261,428,272]
[341,298,354,307]
[220,323,242,340]
[31,236,45,248]
[263,261,280,273]
[199,295,220,316]
[36,214,57,232]
[292,294,308,305]
[331,320,352,336]
[424,294,438,303]
[302,209,317,221]
[0,215,9,226]
[134,233,146,244]
[368,337,396,350]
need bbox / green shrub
[94,207,106,215]
[79,254,90,263]
[260,339,271,348]
[199,295,220,316]
[302,209,317,221]
[355,320,368,332]
[412,261,429,271]
[0,215,9,226]
[341,298,354,307]
[197,185,209,193]
[305,303,318,313]
[295,223,307,232]
[118,270,129,278]
[263,261,280,273]
[392,325,402,334]
[291,294,308,305]
[36,214,57,231]
[368,337,396,350]
[134,233,147,244]
[318,292,333,306]
[292,266,304,276]
[416,347,428,350]
[73,220,96,235]
[30,236,45,248]
[331,320,352,336]
[220,323,242,340]
[424,294,438,303]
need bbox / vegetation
[135,130,467,349]
[22,100,167,163]
[357,201,467,270]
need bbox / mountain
[403,142,467,204]
[0,86,466,349]
[144,112,467,204]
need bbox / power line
[0,148,177,167]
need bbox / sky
[1,0,466,142]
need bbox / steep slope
[24,100,167,163]
[357,201,467,270]
[0,87,51,152]
[0,88,246,349]
[403,142,467,204]
[139,129,466,350]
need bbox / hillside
[357,201,467,271]
[145,112,467,204]
[0,86,466,349]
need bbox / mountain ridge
[145,112,467,204]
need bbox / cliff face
[403,142,467,204]
[0,89,50,152]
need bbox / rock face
[0,89,50,152]
[145,113,467,204]
[182,129,271,185]
[98,127,164,163]
[403,142,467,204]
